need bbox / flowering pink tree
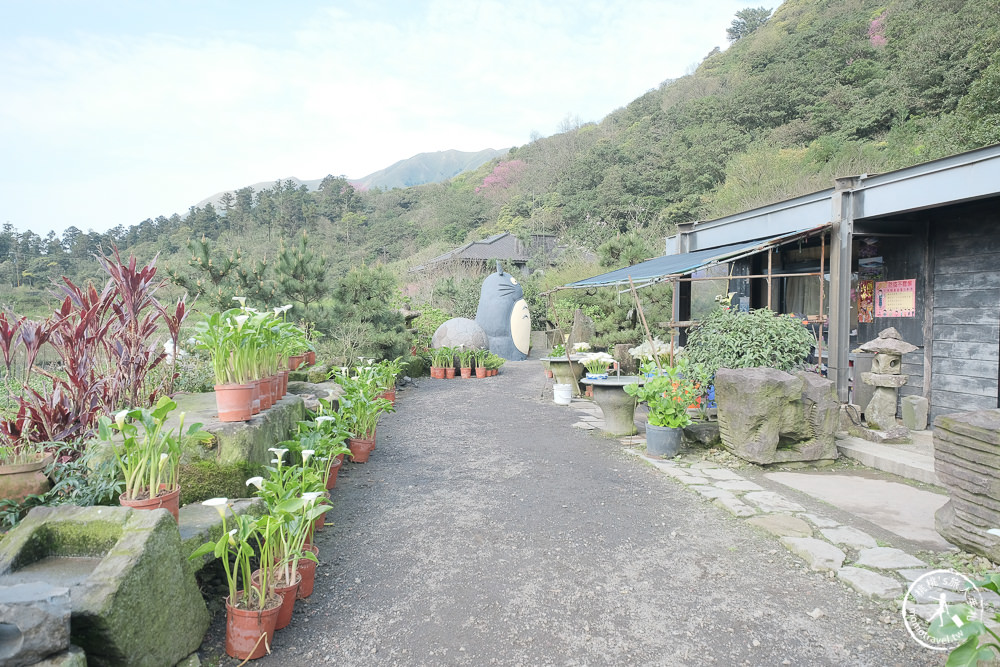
[868,11,888,48]
[475,160,528,199]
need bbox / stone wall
[934,409,1000,560]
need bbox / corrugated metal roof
[565,226,827,289]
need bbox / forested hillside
[3,0,999,349]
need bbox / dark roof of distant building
[414,232,556,271]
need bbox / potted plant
[458,348,474,379]
[430,347,452,379]
[474,349,489,378]
[194,309,256,421]
[245,449,329,630]
[336,375,394,463]
[0,436,52,503]
[98,396,211,522]
[581,352,615,380]
[190,498,283,660]
[624,361,699,458]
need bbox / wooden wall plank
[933,324,1000,343]
[934,341,999,362]
[933,308,1000,326]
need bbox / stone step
[836,432,939,486]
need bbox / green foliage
[403,354,427,377]
[624,361,699,428]
[411,305,451,350]
[275,231,328,318]
[727,6,772,42]
[327,265,410,363]
[684,306,815,378]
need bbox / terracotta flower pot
[296,545,320,599]
[278,369,289,399]
[120,485,181,523]
[460,367,472,378]
[289,354,305,370]
[305,350,316,366]
[445,367,456,379]
[476,367,487,379]
[253,570,300,631]
[225,592,282,660]
[259,377,273,411]
[430,367,445,379]
[348,435,374,463]
[544,369,553,378]
[377,389,396,404]
[214,382,254,422]
[0,455,52,503]
[251,380,261,415]
[326,458,342,490]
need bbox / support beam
[829,176,860,402]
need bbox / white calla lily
[245,476,264,489]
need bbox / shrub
[684,306,814,378]
[403,354,427,377]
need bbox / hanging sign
[874,279,916,318]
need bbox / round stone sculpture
[431,318,489,350]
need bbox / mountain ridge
[194,147,508,209]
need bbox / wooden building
[568,143,1000,421]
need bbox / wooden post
[630,277,663,373]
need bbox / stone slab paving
[821,526,878,550]
[838,567,903,600]
[622,449,979,605]
[780,537,847,572]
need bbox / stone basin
[542,357,586,396]
[0,556,102,591]
[580,376,643,436]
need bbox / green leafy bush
[684,306,814,378]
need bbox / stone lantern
[854,327,917,442]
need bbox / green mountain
[350,148,510,191]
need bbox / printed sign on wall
[874,279,916,318]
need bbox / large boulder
[431,317,488,350]
[0,506,209,667]
[715,367,839,464]
[934,409,1000,560]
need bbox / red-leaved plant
[0,247,191,456]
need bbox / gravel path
[200,360,941,666]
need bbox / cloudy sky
[1,0,747,237]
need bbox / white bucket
[553,384,572,405]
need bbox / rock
[901,396,928,431]
[934,409,1000,561]
[780,537,846,572]
[747,514,813,538]
[848,423,912,444]
[879,327,902,340]
[566,309,596,350]
[0,582,71,667]
[864,386,901,431]
[858,337,918,356]
[0,505,210,667]
[837,567,903,600]
[715,368,839,465]
[683,421,721,448]
[855,547,925,569]
[31,646,87,667]
[820,526,878,549]
[431,317,489,351]
[613,344,638,375]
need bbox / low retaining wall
[934,409,1000,560]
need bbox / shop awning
[564,226,828,290]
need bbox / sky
[0,0,747,237]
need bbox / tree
[275,231,328,316]
[726,6,771,42]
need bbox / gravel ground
[197,360,942,666]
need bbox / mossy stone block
[0,505,209,667]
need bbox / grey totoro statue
[475,262,531,360]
